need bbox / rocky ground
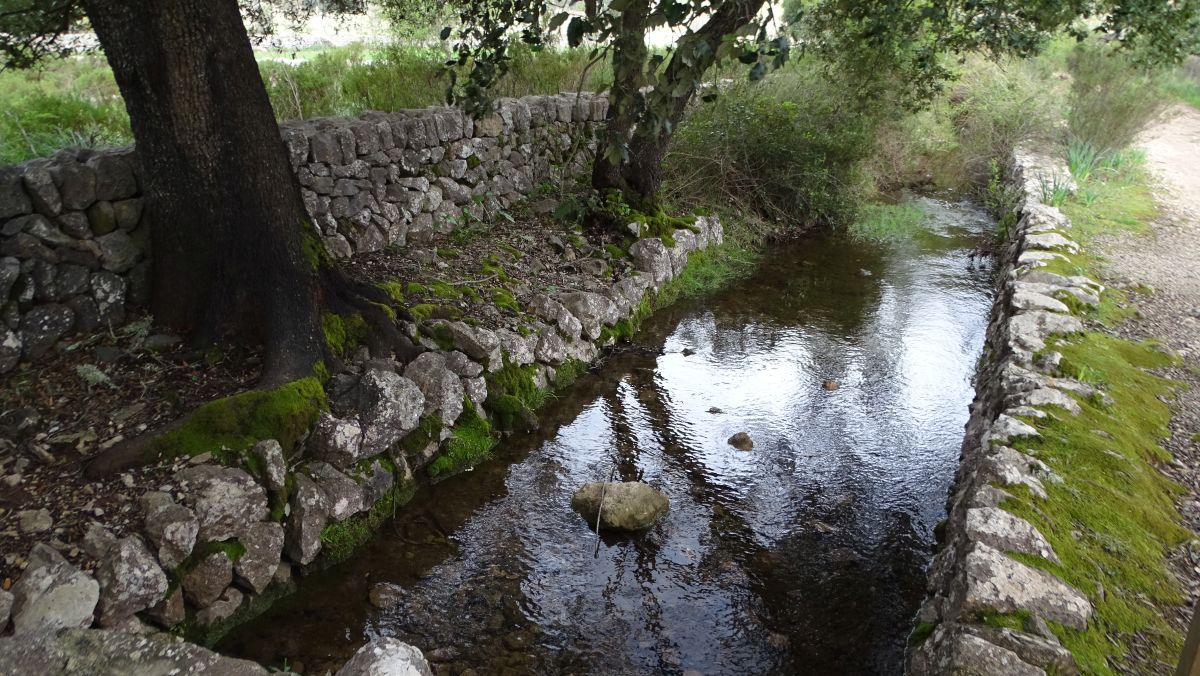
[1094,104,1200,670]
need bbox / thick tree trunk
[592,0,768,216]
[83,0,324,385]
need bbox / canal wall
[0,93,606,373]
[906,152,1103,673]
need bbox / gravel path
[1094,103,1200,670]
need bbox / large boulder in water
[571,481,669,531]
[337,637,433,676]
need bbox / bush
[1067,42,1170,152]
[949,55,1067,184]
[665,61,878,227]
[1161,57,1200,109]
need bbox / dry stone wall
[906,150,1101,674]
[0,92,608,374]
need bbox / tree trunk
[591,0,768,216]
[591,0,650,206]
[83,0,324,385]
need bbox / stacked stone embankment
[907,151,1109,673]
[0,92,608,373]
[0,117,724,664]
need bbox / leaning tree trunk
[83,0,324,386]
[592,0,768,217]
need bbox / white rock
[337,637,433,676]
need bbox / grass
[0,42,610,165]
[847,202,927,242]
[318,480,418,565]
[427,400,497,478]
[1059,150,1157,242]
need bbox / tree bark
[82,0,324,385]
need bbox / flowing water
[222,197,996,675]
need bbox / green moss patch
[485,358,549,431]
[1001,332,1188,672]
[321,313,369,358]
[319,480,417,565]
[492,288,519,313]
[908,622,937,647]
[399,414,445,458]
[428,400,497,478]
[153,378,327,461]
[379,281,406,303]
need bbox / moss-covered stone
[427,400,497,478]
[379,281,406,303]
[492,288,519,313]
[153,378,327,461]
[399,414,446,458]
[1001,332,1189,671]
[485,357,548,431]
[318,480,417,565]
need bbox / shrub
[949,55,1067,184]
[1067,42,1170,152]
[665,60,877,227]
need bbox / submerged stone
[571,481,669,531]
[728,432,754,451]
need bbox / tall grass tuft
[847,202,927,242]
[949,55,1067,185]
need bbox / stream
[221,197,997,675]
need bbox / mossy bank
[907,148,1191,673]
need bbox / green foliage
[153,378,327,460]
[1161,56,1200,109]
[0,41,608,164]
[951,54,1068,183]
[847,202,927,242]
[666,62,877,227]
[982,160,1023,237]
[1059,152,1157,242]
[1067,41,1171,152]
[552,358,588,389]
[653,233,762,309]
[427,400,497,478]
[259,41,608,122]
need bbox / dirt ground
[1095,103,1200,671]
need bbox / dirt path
[1095,103,1200,671]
